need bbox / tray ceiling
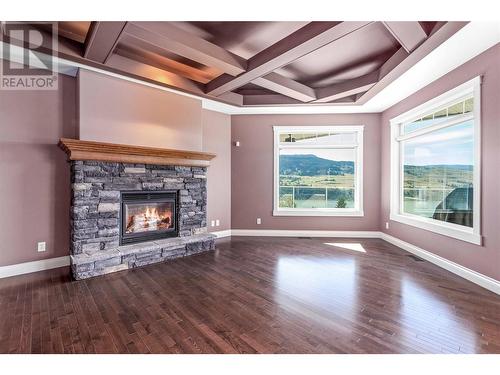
[10,21,469,107]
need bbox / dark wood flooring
[1,236,499,354]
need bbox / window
[273,126,364,216]
[390,77,481,244]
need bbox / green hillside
[279,154,354,176]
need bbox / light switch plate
[37,242,46,252]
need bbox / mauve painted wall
[380,43,500,281]
[202,110,231,232]
[78,69,203,151]
[231,114,381,230]
[0,74,77,266]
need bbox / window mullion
[397,113,474,142]
[280,144,358,150]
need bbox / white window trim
[389,76,482,245]
[273,125,364,217]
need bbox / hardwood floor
[1,236,499,354]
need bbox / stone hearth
[69,160,215,280]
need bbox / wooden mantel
[58,138,216,167]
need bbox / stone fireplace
[59,138,216,280]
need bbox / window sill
[389,213,482,245]
[273,209,364,217]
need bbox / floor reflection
[398,276,477,352]
[275,255,358,321]
[271,239,483,353]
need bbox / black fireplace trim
[120,190,179,246]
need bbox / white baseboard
[380,233,500,295]
[1,231,498,296]
[0,256,70,279]
[230,229,379,238]
[211,229,232,238]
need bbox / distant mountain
[404,164,473,177]
[279,154,354,176]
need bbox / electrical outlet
[211,220,215,227]
[215,219,220,226]
[256,218,262,225]
[37,242,46,252]
[385,222,389,229]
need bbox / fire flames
[126,205,172,234]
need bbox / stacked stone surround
[70,160,215,280]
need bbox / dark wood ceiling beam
[377,47,410,79]
[123,22,320,102]
[357,21,468,104]
[243,94,302,106]
[114,43,217,84]
[314,70,379,103]
[205,21,373,96]
[242,93,358,106]
[106,53,244,108]
[105,54,205,94]
[84,22,127,63]
[252,72,317,102]
[382,22,428,53]
[218,92,244,106]
[124,22,247,76]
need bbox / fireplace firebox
[120,191,178,245]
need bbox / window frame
[273,125,364,217]
[389,76,482,245]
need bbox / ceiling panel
[171,21,308,59]
[276,22,400,87]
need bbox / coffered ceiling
[16,21,470,107]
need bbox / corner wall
[0,74,77,266]
[230,113,381,231]
[202,109,231,232]
[380,43,500,281]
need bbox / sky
[403,121,474,166]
